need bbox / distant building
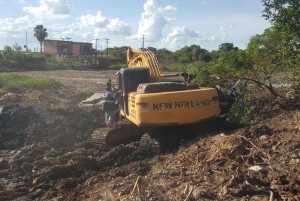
[43,39,93,57]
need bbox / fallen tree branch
[184,187,194,201]
[130,176,140,196]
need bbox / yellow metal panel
[126,87,220,127]
[126,49,163,82]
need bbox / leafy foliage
[1,44,25,62]
[244,27,289,97]
[174,45,212,64]
[198,28,293,97]
[218,43,239,52]
[289,57,300,95]
[229,100,254,125]
[262,0,300,44]
[193,49,247,89]
[107,46,129,62]
[0,44,37,67]
[156,48,175,64]
[262,0,300,94]
[33,25,48,54]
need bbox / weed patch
[0,74,64,95]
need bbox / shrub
[228,100,254,125]
[291,59,300,96]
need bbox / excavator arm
[127,49,163,82]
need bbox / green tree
[33,25,48,54]
[108,46,129,61]
[173,45,212,63]
[262,0,300,44]
[156,48,174,64]
[174,46,193,63]
[147,47,157,53]
[209,50,220,60]
[262,0,300,95]
[244,28,286,97]
[1,43,35,68]
[190,44,201,61]
[193,49,248,89]
[198,48,212,62]
[194,28,289,97]
[2,45,14,61]
[2,43,24,62]
[218,43,238,52]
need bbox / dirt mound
[0,105,37,149]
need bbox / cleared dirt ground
[0,70,299,201]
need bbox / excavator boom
[127,49,163,82]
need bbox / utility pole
[25,28,32,52]
[94,38,99,67]
[94,38,98,57]
[64,37,72,67]
[65,37,72,58]
[105,38,109,59]
[25,30,28,52]
[142,34,145,50]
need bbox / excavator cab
[116,68,151,116]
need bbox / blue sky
[0,0,271,52]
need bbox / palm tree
[33,25,48,54]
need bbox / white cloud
[162,26,216,50]
[46,22,83,40]
[23,0,71,19]
[220,24,233,40]
[79,11,131,36]
[106,18,131,35]
[13,0,25,4]
[80,11,108,27]
[0,15,32,37]
[82,32,91,39]
[46,11,131,43]
[130,0,177,41]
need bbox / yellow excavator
[118,49,220,127]
[81,48,226,152]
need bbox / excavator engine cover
[137,82,199,93]
[126,88,220,127]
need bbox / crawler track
[90,117,235,154]
[89,118,146,147]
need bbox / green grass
[0,74,64,95]
[109,63,127,70]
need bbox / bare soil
[0,70,299,201]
